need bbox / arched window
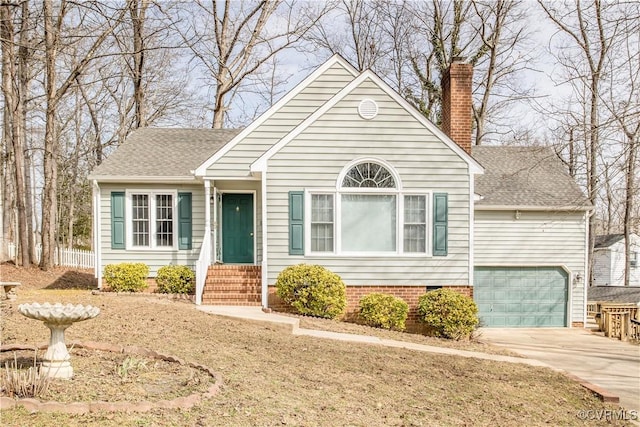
[307,159,430,255]
[341,162,396,188]
[336,161,399,252]
[306,159,431,255]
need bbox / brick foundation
[571,322,585,328]
[268,284,473,331]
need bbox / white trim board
[194,55,358,177]
[250,69,484,175]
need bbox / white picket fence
[6,242,94,269]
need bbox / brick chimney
[441,56,473,154]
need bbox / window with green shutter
[433,193,448,256]
[111,192,125,249]
[178,192,192,250]
[289,191,304,255]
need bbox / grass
[0,265,633,426]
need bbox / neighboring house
[593,233,640,287]
[88,55,591,328]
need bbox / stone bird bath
[18,302,100,379]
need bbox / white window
[404,195,427,253]
[127,191,176,249]
[342,194,397,251]
[307,160,429,256]
[311,194,334,252]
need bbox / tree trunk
[18,0,35,264]
[623,131,638,286]
[130,0,148,128]
[41,0,58,270]
[212,93,226,129]
[0,4,15,261]
[1,4,30,266]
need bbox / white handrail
[195,231,211,305]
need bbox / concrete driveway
[479,328,640,413]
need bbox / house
[88,55,592,328]
[593,233,640,287]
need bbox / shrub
[275,264,346,319]
[358,293,409,331]
[417,288,479,340]
[1,351,51,398]
[156,265,195,294]
[103,263,149,292]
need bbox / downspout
[583,209,593,328]
[92,180,102,289]
[261,171,269,309]
[468,172,475,290]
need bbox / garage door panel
[506,303,522,313]
[521,304,539,313]
[475,267,567,327]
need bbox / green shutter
[289,191,304,255]
[433,193,448,256]
[111,192,125,249]
[178,192,192,250]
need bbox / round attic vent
[358,99,378,120]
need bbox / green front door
[474,267,568,327]
[222,193,254,263]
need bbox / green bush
[103,263,149,292]
[358,293,409,331]
[156,265,195,294]
[417,288,479,340]
[275,264,346,319]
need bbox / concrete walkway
[479,328,640,413]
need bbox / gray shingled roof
[595,234,625,248]
[588,286,640,304]
[472,146,591,209]
[89,128,242,178]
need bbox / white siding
[206,63,356,178]
[594,237,640,286]
[474,210,588,323]
[99,183,205,276]
[266,78,471,286]
[592,249,612,286]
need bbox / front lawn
[0,265,630,426]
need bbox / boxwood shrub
[275,264,346,319]
[417,288,479,340]
[103,263,149,292]
[156,265,195,294]
[358,293,409,331]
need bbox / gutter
[474,204,593,212]
[87,175,197,183]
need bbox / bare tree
[469,0,532,145]
[40,0,126,269]
[175,0,328,128]
[539,0,623,284]
[128,0,149,129]
[1,3,31,266]
[600,7,640,285]
[308,0,387,72]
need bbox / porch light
[573,273,582,285]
